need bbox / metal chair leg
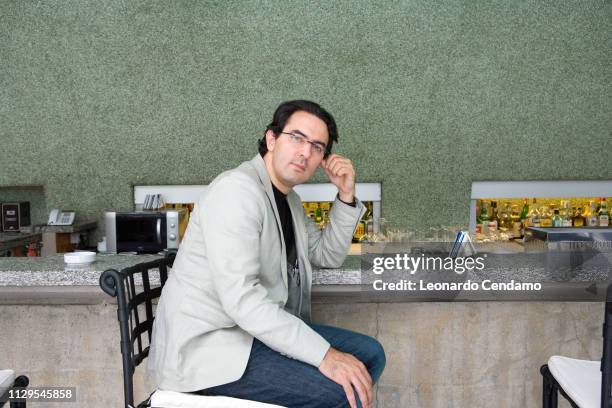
[541,364,558,408]
[8,375,29,408]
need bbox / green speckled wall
[1,1,611,232]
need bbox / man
[149,100,385,408]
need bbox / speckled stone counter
[0,253,164,286]
[1,243,610,304]
[353,241,612,302]
[0,253,362,304]
[0,253,361,287]
[0,253,164,304]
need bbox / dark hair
[258,100,338,158]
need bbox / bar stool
[0,370,29,408]
[149,390,285,407]
[99,253,286,408]
[540,285,612,408]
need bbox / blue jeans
[197,323,386,408]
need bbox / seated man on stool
[149,100,386,408]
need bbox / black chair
[540,285,612,408]
[100,253,175,408]
[101,253,286,408]
[0,373,29,408]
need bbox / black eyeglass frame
[279,131,330,157]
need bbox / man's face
[265,110,329,192]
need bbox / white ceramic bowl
[64,251,96,265]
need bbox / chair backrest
[100,252,176,408]
[602,284,612,408]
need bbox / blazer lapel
[287,191,314,321]
[249,155,288,288]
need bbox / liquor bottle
[527,198,540,228]
[561,201,572,227]
[363,202,374,237]
[363,201,373,221]
[572,207,585,227]
[303,202,313,218]
[552,209,562,227]
[310,202,318,218]
[539,204,552,227]
[320,201,331,226]
[596,198,602,215]
[599,197,610,227]
[314,203,323,226]
[519,199,529,222]
[498,203,512,232]
[510,205,521,238]
[475,200,483,233]
[353,220,366,243]
[490,201,499,230]
[479,200,490,234]
[358,201,372,236]
[583,201,591,225]
[586,200,599,227]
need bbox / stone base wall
[0,302,601,407]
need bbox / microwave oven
[104,209,187,254]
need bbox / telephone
[48,209,75,226]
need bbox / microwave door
[116,214,167,253]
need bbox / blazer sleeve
[202,175,330,367]
[306,195,366,268]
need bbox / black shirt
[271,184,298,273]
[271,185,356,318]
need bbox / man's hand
[321,154,356,204]
[318,347,372,408]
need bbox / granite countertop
[0,241,523,287]
[1,242,610,303]
[0,253,361,287]
[0,253,164,286]
[0,252,362,304]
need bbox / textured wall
[1,1,611,230]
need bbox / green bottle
[314,203,323,226]
[479,201,490,223]
[552,209,562,228]
[520,199,529,220]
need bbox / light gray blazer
[148,154,365,392]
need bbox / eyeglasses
[280,132,328,156]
